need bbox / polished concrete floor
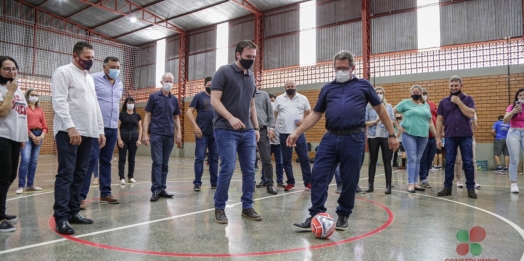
[0,155,523,261]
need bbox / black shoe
[5,214,17,222]
[267,186,277,195]
[193,185,201,191]
[385,185,392,194]
[55,221,75,235]
[277,181,285,188]
[336,215,349,230]
[437,188,452,196]
[69,214,93,224]
[241,208,262,221]
[293,216,312,231]
[365,185,374,193]
[356,186,363,193]
[255,181,267,188]
[215,209,228,224]
[0,220,15,233]
[407,189,415,193]
[159,190,174,198]
[467,189,478,199]
[414,186,425,192]
[150,192,160,202]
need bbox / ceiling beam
[112,24,154,39]
[166,0,229,20]
[230,0,262,15]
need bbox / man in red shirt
[419,88,437,188]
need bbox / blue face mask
[108,69,120,79]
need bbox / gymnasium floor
[0,155,523,261]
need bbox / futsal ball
[310,213,336,239]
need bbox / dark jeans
[53,132,92,222]
[256,128,274,186]
[419,137,437,183]
[279,133,312,186]
[118,130,139,179]
[214,129,256,210]
[0,138,20,221]
[193,134,218,186]
[262,144,284,183]
[309,132,365,217]
[150,134,174,194]
[98,128,118,197]
[80,138,99,200]
[367,137,392,186]
[18,129,43,188]
[444,136,475,189]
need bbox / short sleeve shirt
[506,104,524,128]
[273,93,311,134]
[0,85,28,142]
[492,120,510,140]
[437,94,475,138]
[189,91,214,135]
[394,99,431,137]
[119,112,142,131]
[314,77,381,130]
[144,90,181,136]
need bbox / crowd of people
[0,40,520,234]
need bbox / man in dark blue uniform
[288,50,399,231]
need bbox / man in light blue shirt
[80,56,123,207]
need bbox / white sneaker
[475,183,481,189]
[26,186,43,191]
[15,188,23,194]
[120,179,126,185]
[128,178,136,183]
[457,181,464,188]
[511,183,519,193]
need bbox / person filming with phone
[503,88,524,193]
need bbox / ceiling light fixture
[130,17,137,23]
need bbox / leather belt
[327,127,364,136]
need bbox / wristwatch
[254,128,260,130]
[388,134,396,138]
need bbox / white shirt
[0,85,28,142]
[270,101,280,145]
[273,92,311,134]
[52,63,104,138]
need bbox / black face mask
[286,89,296,95]
[411,94,421,101]
[239,58,254,70]
[205,87,211,94]
[396,117,402,121]
[451,90,462,96]
[0,75,14,85]
[76,57,93,71]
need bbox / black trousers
[367,137,392,185]
[118,130,139,179]
[0,137,20,221]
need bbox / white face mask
[335,70,351,83]
[28,96,38,104]
[377,94,383,100]
[162,82,173,92]
[127,104,134,110]
[423,95,428,101]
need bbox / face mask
[423,95,428,101]
[108,69,120,79]
[335,70,351,83]
[29,96,38,103]
[239,58,254,70]
[286,89,296,95]
[451,90,462,96]
[76,56,93,71]
[411,94,422,101]
[396,117,402,121]
[0,75,15,85]
[377,94,383,100]
[205,87,211,94]
[127,104,134,110]
[162,83,173,92]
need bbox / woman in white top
[0,56,28,232]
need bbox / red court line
[48,197,394,258]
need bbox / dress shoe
[414,186,425,192]
[437,188,452,196]
[467,189,478,199]
[267,186,277,195]
[159,190,174,198]
[255,181,267,188]
[215,209,228,224]
[56,221,75,235]
[293,216,312,231]
[241,208,262,221]
[336,215,349,230]
[150,192,160,202]
[69,214,93,224]
[365,185,374,193]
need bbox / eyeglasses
[2,67,17,72]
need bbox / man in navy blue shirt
[142,72,181,202]
[492,115,509,172]
[288,50,399,231]
[186,76,218,191]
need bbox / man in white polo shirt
[271,79,312,192]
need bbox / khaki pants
[455,137,477,181]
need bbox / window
[216,22,229,71]
[155,39,166,87]
[299,0,316,66]
[417,0,440,50]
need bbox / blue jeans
[214,129,256,210]
[193,134,219,186]
[444,136,474,189]
[98,128,118,197]
[419,137,437,183]
[262,144,284,183]
[53,131,92,222]
[309,132,365,217]
[80,138,99,200]
[506,129,524,182]
[150,134,175,194]
[18,129,43,188]
[402,133,428,184]
[279,133,312,185]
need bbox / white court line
[392,189,524,261]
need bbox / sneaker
[467,189,477,199]
[255,181,267,188]
[293,216,312,231]
[15,188,23,194]
[475,183,481,189]
[128,178,136,183]
[99,196,119,204]
[120,179,126,185]
[92,178,99,185]
[420,182,432,188]
[494,166,504,173]
[284,184,295,192]
[335,185,342,194]
[26,186,43,191]
[0,220,15,233]
[277,181,285,188]
[457,181,464,188]
[336,215,349,230]
[241,208,262,221]
[193,185,201,191]
[437,166,442,170]
[504,167,509,172]
[5,215,17,222]
[305,183,311,191]
[511,183,519,193]
[215,209,228,224]
[80,200,86,210]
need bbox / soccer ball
[310,213,336,239]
